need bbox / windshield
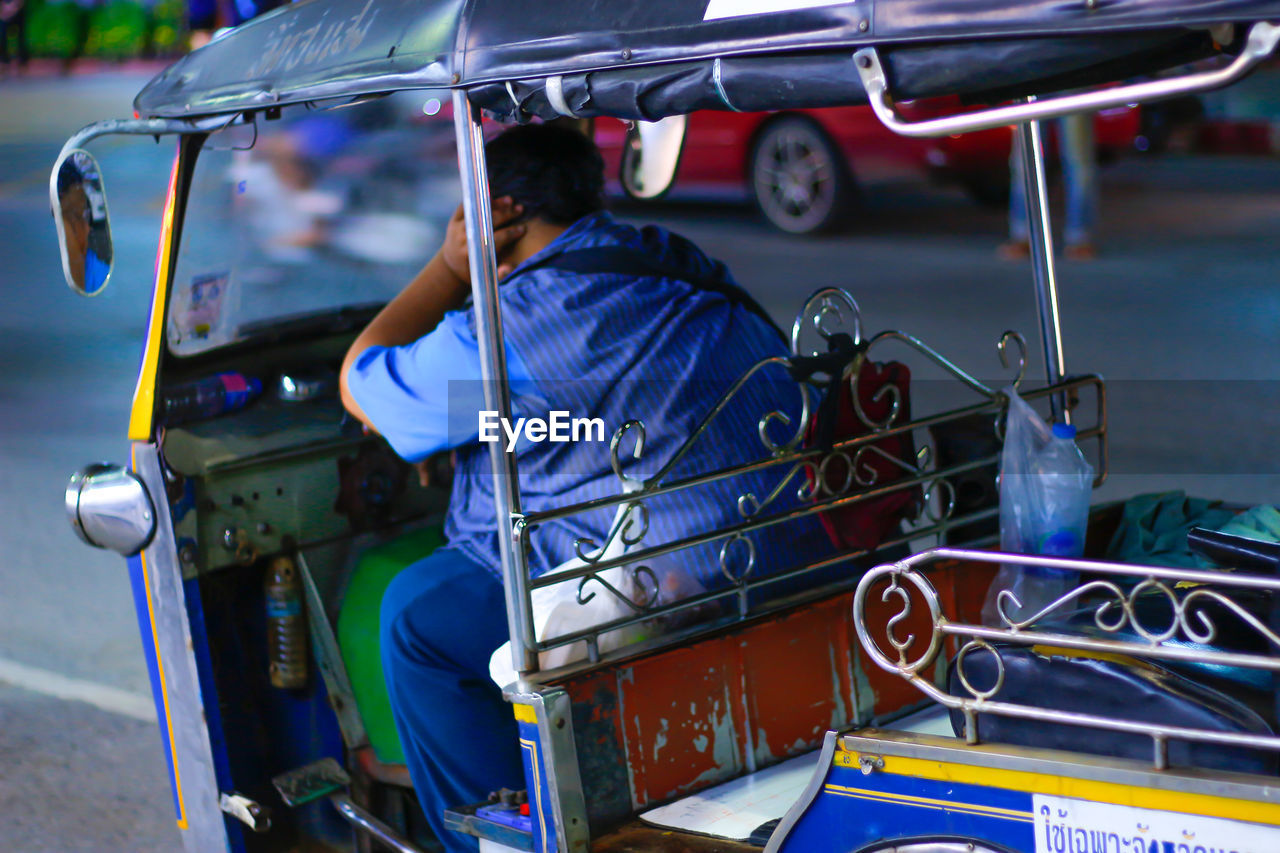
[167,93,458,355]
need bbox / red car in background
[597,101,1139,234]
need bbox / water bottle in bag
[986,390,1094,624]
[1030,423,1093,558]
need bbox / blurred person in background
[1000,113,1099,261]
[187,0,217,49]
[0,0,28,75]
[190,0,285,49]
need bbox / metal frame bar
[840,729,1280,807]
[1014,115,1068,422]
[452,90,537,675]
[50,116,233,239]
[331,794,426,853]
[507,688,591,852]
[851,22,1280,139]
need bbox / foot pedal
[272,757,350,807]
[274,758,428,852]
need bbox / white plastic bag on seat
[489,494,668,687]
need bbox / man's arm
[340,198,524,428]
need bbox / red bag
[805,359,920,552]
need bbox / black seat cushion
[946,645,1278,775]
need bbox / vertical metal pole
[1015,108,1069,423]
[452,89,538,675]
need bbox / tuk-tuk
[54,2,1280,851]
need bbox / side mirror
[51,149,114,296]
[619,115,688,200]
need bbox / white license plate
[1033,794,1280,853]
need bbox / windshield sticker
[703,0,848,21]
[172,272,233,345]
[1033,794,1280,853]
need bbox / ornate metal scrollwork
[953,639,1005,701]
[851,329,1028,432]
[572,500,650,564]
[853,548,1280,767]
[852,563,944,677]
[791,287,863,364]
[519,285,1103,671]
[992,575,1280,654]
[576,564,661,614]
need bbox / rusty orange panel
[738,594,855,766]
[616,638,745,807]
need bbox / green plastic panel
[337,525,446,766]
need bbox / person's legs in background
[0,3,29,74]
[1058,112,1099,258]
[0,14,10,72]
[380,547,525,853]
[15,8,28,70]
[1000,117,1099,260]
[1001,139,1032,259]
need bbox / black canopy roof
[134,0,1280,120]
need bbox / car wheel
[749,117,851,235]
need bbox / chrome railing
[853,548,1280,770]
[853,22,1280,139]
[514,288,1107,670]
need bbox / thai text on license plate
[1033,794,1280,853]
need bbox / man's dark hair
[485,124,606,226]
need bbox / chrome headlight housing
[66,463,157,556]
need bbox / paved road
[0,70,1277,852]
[650,158,1280,506]
[1,72,182,852]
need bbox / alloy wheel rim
[756,126,835,230]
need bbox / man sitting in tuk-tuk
[339,123,829,850]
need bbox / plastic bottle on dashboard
[161,372,262,425]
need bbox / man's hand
[441,196,526,284]
[413,451,456,489]
[340,195,528,431]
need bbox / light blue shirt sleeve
[346,309,540,462]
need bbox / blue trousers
[1009,113,1098,247]
[380,547,526,853]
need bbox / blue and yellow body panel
[772,734,1280,853]
[128,149,181,441]
[515,702,558,853]
[124,548,186,824]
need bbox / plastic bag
[488,495,704,687]
[983,388,1093,624]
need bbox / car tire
[749,117,852,235]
